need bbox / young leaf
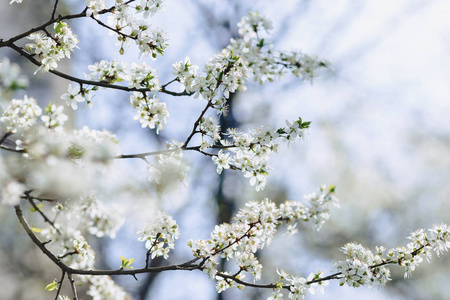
[120,256,135,269]
[45,280,58,291]
[31,224,42,233]
[29,204,43,213]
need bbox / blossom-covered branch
[2,1,448,299]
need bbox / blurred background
[1,0,450,299]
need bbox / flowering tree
[1,1,450,299]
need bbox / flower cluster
[135,0,166,18]
[127,62,161,91]
[209,118,311,191]
[64,194,125,239]
[26,21,78,73]
[41,103,68,131]
[87,276,128,300]
[107,0,168,57]
[198,115,221,149]
[86,60,127,84]
[86,60,161,92]
[227,12,329,85]
[85,0,107,18]
[6,124,118,199]
[237,12,273,42]
[0,180,25,206]
[41,226,96,269]
[40,220,127,298]
[0,58,28,101]
[0,95,42,133]
[130,92,168,133]
[172,57,199,93]
[74,126,120,163]
[187,188,338,293]
[333,243,391,288]
[147,141,190,192]
[333,224,450,289]
[137,211,180,259]
[280,185,339,232]
[173,49,248,101]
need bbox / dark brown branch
[14,204,202,276]
[161,78,178,89]
[5,43,190,96]
[27,195,58,203]
[26,193,61,234]
[0,144,26,153]
[0,132,12,145]
[58,251,78,259]
[54,271,65,300]
[182,100,213,148]
[51,0,60,20]
[14,205,68,270]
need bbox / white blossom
[41,104,68,130]
[87,276,128,300]
[61,84,84,110]
[26,22,78,73]
[1,95,42,133]
[85,0,107,18]
[130,92,168,133]
[137,211,180,259]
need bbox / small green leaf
[45,280,58,291]
[31,225,42,233]
[328,185,336,193]
[257,38,264,48]
[54,21,66,34]
[29,204,43,213]
[120,256,135,269]
[301,121,312,129]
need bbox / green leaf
[301,121,312,128]
[29,204,43,213]
[54,21,66,34]
[257,38,264,48]
[120,256,135,269]
[31,225,42,233]
[45,280,58,291]
[328,185,336,193]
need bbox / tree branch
[50,0,60,20]
[67,273,79,300]
[54,271,65,300]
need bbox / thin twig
[0,144,26,153]
[6,43,189,96]
[51,0,60,20]
[54,271,66,300]
[67,273,78,300]
[0,132,12,145]
[26,194,61,234]
[182,100,213,148]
